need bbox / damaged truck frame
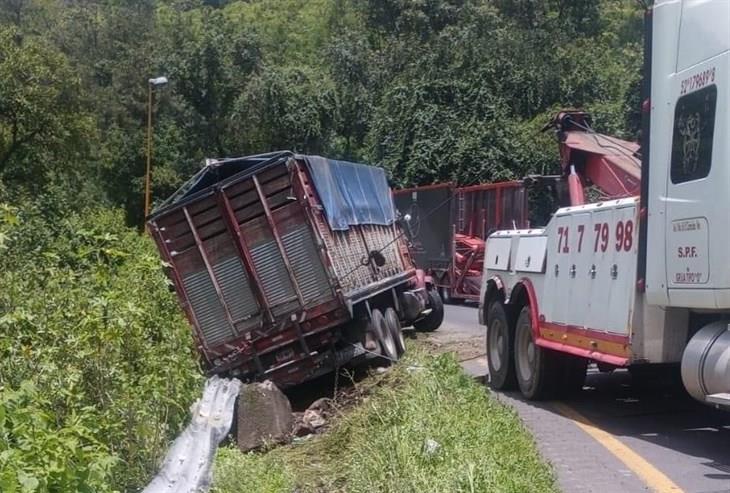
[148,152,443,388]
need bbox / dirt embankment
[419,332,484,361]
[414,305,485,362]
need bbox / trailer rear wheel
[439,286,451,304]
[514,305,560,400]
[384,307,405,357]
[372,309,398,362]
[414,289,444,332]
[486,301,517,390]
[440,286,464,305]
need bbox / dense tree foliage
[0,0,643,222]
[0,0,644,490]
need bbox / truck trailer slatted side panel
[154,163,337,351]
[295,163,408,295]
[149,152,438,388]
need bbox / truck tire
[486,301,517,390]
[414,289,444,332]
[440,286,464,305]
[514,305,560,400]
[384,307,406,357]
[372,309,398,362]
[439,286,451,304]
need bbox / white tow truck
[480,0,730,408]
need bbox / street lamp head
[148,76,168,87]
[144,75,169,218]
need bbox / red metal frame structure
[547,111,641,204]
[394,181,528,302]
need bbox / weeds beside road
[0,206,202,492]
[213,348,557,493]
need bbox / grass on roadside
[212,348,557,493]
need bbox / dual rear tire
[369,308,406,363]
[384,307,406,357]
[414,288,444,332]
[486,302,517,390]
[487,302,586,399]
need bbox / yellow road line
[552,402,684,493]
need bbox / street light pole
[144,83,153,218]
[144,76,168,219]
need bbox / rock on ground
[236,380,294,452]
[292,397,335,437]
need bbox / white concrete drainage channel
[142,376,241,493]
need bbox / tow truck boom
[546,111,642,205]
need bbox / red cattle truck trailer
[393,181,529,303]
[147,151,443,388]
[481,0,730,409]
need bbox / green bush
[0,382,116,493]
[0,204,202,492]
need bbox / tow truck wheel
[514,305,560,400]
[384,307,405,357]
[414,289,444,332]
[486,301,517,390]
[372,309,398,362]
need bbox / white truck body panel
[485,237,512,272]
[631,295,689,363]
[486,199,644,357]
[514,235,548,274]
[646,0,730,309]
[486,229,547,312]
[484,197,695,365]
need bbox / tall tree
[0,27,95,193]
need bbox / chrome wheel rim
[377,316,397,359]
[517,321,536,383]
[489,318,506,371]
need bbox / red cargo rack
[393,181,529,302]
[149,153,434,387]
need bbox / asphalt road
[437,304,730,493]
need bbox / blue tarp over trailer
[304,156,395,231]
[152,151,396,231]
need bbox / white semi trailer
[480,0,730,408]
